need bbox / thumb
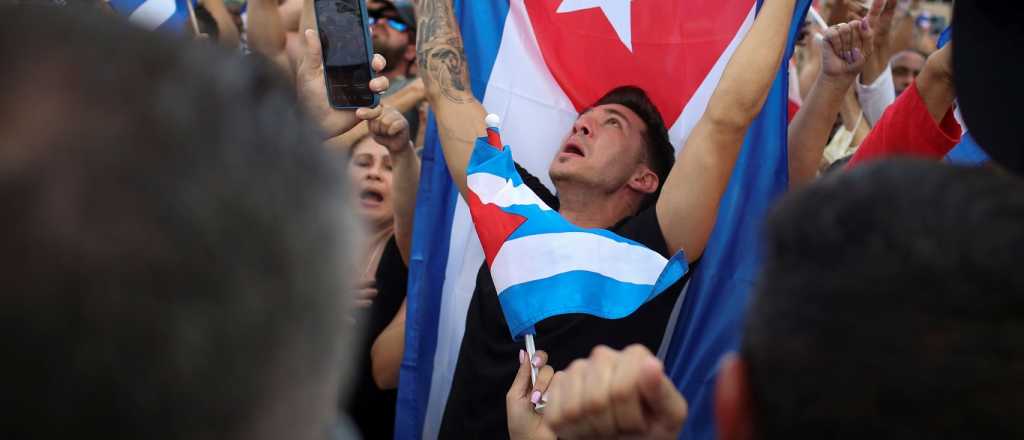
[302,29,323,74]
[508,350,533,400]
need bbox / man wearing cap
[369,0,417,93]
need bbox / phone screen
[315,0,377,108]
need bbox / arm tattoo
[415,0,472,104]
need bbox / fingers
[355,105,384,121]
[867,0,884,22]
[301,29,322,74]
[533,364,555,405]
[369,75,390,95]
[849,20,864,63]
[824,25,842,60]
[855,18,873,60]
[548,359,589,438]
[880,0,897,23]
[838,22,853,63]
[610,345,651,434]
[507,350,533,402]
[580,346,618,436]
[372,53,387,73]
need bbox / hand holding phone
[313,0,379,109]
[297,29,389,141]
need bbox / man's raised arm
[656,0,797,261]
[414,0,487,196]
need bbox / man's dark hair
[744,160,1024,438]
[593,86,675,211]
[0,6,353,439]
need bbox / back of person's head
[744,160,1024,438]
[592,86,675,211]
[0,6,356,440]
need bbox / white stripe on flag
[128,0,178,31]
[669,4,756,148]
[490,232,669,292]
[424,0,578,436]
[467,172,554,211]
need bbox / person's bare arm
[327,79,426,152]
[361,106,421,262]
[789,19,873,187]
[201,0,241,48]
[889,1,918,54]
[371,299,406,389]
[655,0,797,261]
[248,0,293,79]
[859,0,897,85]
[414,0,487,197]
[916,42,954,124]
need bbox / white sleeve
[856,65,896,127]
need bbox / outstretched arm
[656,0,797,261]
[414,0,487,197]
[371,299,406,389]
[789,18,873,187]
[248,0,293,79]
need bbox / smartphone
[313,0,379,109]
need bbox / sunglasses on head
[369,16,410,32]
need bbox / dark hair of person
[744,160,1024,438]
[592,86,676,212]
[0,5,354,439]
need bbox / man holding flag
[407,0,806,437]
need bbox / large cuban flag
[465,125,688,339]
[398,0,811,439]
[108,0,192,33]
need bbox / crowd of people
[2,0,1022,439]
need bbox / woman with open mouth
[342,106,421,440]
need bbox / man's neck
[557,185,638,229]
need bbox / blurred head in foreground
[0,6,357,440]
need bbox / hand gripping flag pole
[484,113,546,411]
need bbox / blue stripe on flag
[395,1,511,439]
[945,132,990,165]
[107,0,148,15]
[498,258,688,337]
[660,1,812,439]
[155,0,190,34]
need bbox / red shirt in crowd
[847,79,962,168]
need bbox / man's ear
[627,167,659,195]
[715,354,756,440]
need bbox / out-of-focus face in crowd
[348,137,395,227]
[891,50,926,96]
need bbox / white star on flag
[556,0,635,52]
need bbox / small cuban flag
[108,0,194,34]
[466,114,688,340]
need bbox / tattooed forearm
[415,0,472,104]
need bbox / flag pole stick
[185,0,201,36]
[808,5,828,30]
[525,333,546,412]
[485,112,546,412]
[525,333,538,386]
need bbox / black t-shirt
[346,236,408,440]
[438,165,690,439]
